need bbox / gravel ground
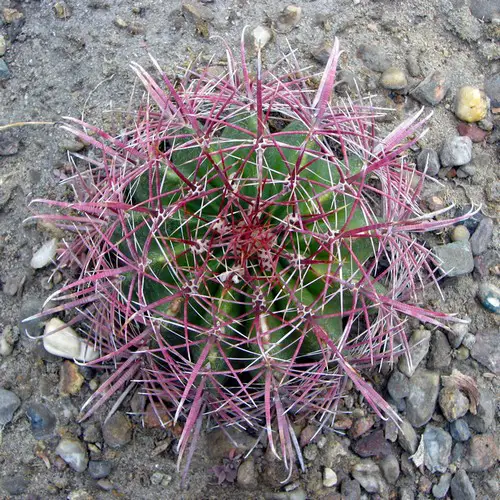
[0,1,499,499]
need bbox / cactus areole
[35,38,461,476]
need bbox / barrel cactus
[35,38,461,477]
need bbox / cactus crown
[34,37,459,478]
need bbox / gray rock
[237,456,257,489]
[416,149,440,176]
[485,72,500,108]
[450,419,471,442]
[26,402,57,440]
[341,478,362,500]
[387,369,410,401]
[446,322,469,348]
[88,460,112,479]
[476,283,500,315]
[427,331,452,370]
[432,472,452,499]
[451,469,476,500]
[357,44,392,72]
[398,418,418,454]
[469,217,493,256]
[423,425,452,473]
[102,412,132,448]
[410,71,449,106]
[0,388,21,426]
[470,329,499,373]
[456,165,475,178]
[399,486,415,500]
[380,454,399,484]
[466,386,495,433]
[19,298,44,338]
[406,369,440,428]
[440,136,472,167]
[439,386,469,422]
[432,241,474,277]
[0,59,10,79]
[56,438,89,472]
[398,329,431,377]
[471,1,500,23]
[454,206,484,233]
[466,434,498,472]
[352,460,387,495]
[380,67,407,90]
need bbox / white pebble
[323,467,337,487]
[43,318,99,362]
[252,25,272,50]
[30,238,58,269]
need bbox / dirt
[0,0,498,499]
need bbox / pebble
[484,72,500,108]
[454,86,488,123]
[0,388,21,425]
[341,478,361,499]
[466,386,495,432]
[30,238,58,269]
[350,415,374,438]
[470,328,499,373]
[26,402,57,440]
[427,331,452,370]
[446,318,470,349]
[423,425,452,473]
[406,53,421,78]
[0,34,6,56]
[352,460,387,495]
[439,386,469,422]
[398,328,431,377]
[352,430,392,458]
[410,71,449,106]
[303,443,318,461]
[88,460,112,479]
[237,456,257,489]
[311,41,332,65]
[416,148,440,176]
[380,454,399,484]
[380,67,407,90]
[469,217,493,256]
[477,283,500,315]
[451,469,476,500]
[432,473,452,499]
[0,58,10,79]
[276,5,302,31]
[440,136,472,167]
[54,1,71,18]
[83,422,102,443]
[0,326,17,356]
[43,317,100,362]
[406,369,440,428]
[457,122,488,143]
[432,241,474,277]
[387,369,410,402]
[357,44,392,72]
[466,434,498,472]
[252,25,272,50]
[102,412,132,448]
[181,2,214,22]
[56,438,89,472]
[323,467,337,488]
[399,486,415,500]
[1,475,29,495]
[450,225,470,242]
[59,360,85,395]
[398,419,418,454]
[450,418,471,442]
[455,206,484,233]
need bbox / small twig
[0,121,55,131]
